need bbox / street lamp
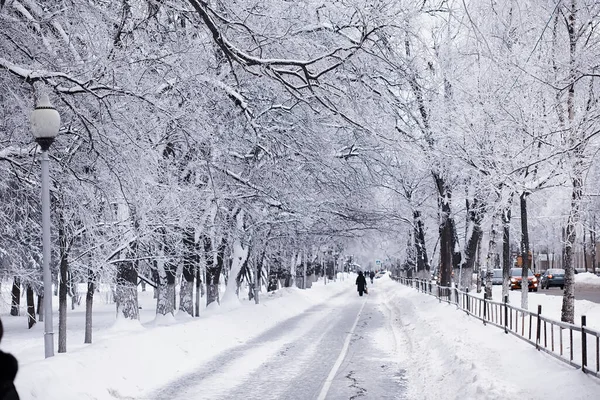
[31,93,60,358]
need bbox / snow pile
[575,272,600,287]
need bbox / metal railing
[392,275,600,378]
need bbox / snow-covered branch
[186,0,368,86]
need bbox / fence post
[483,293,487,325]
[582,315,587,371]
[454,284,458,308]
[536,305,542,350]
[465,287,470,313]
[504,295,509,334]
[438,285,441,303]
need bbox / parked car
[540,268,565,290]
[509,268,539,292]
[491,269,503,285]
[480,269,503,285]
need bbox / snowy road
[148,286,407,400]
[541,286,600,303]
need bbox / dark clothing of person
[0,351,19,400]
[356,272,367,296]
[0,318,20,400]
[369,271,375,283]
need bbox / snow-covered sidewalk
[4,277,354,400]
[380,276,600,399]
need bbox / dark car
[491,269,503,285]
[481,269,503,285]
[540,269,565,290]
[509,268,539,292]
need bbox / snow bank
[575,272,600,287]
[10,278,354,400]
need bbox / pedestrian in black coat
[356,271,367,296]
[0,318,20,400]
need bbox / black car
[540,269,565,290]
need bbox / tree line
[1,1,599,357]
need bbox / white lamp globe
[31,94,60,148]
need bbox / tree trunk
[10,277,20,316]
[591,216,597,275]
[58,213,69,353]
[583,224,588,272]
[254,253,260,304]
[434,173,455,288]
[561,0,580,324]
[462,197,484,290]
[115,242,139,320]
[205,235,225,306]
[222,211,250,303]
[37,294,43,322]
[475,235,482,294]
[179,227,195,316]
[413,210,430,279]
[58,258,68,353]
[502,204,512,300]
[84,269,95,344]
[179,277,194,315]
[302,249,307,289]
[520,193,532,309]
[156,260,177,316]
[195,250,202,317]
[561,182,579,324]
[561,160,582,323]
[484,211,499,299]
[152,268,159,299]
[26,285,36,329]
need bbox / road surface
[540,286,600,303]
[148,286,407,400]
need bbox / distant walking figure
[0,318,20,400]
[369,270,375,284]
[356,271,367,296]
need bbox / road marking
[317,298,367,400]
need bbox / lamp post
[31,93,60,358]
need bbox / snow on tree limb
[186,0,370,88]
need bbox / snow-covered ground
[1,273,599,399]
[575,271,600,289]
[386,277,600,399]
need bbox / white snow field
[1,273,599,399]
